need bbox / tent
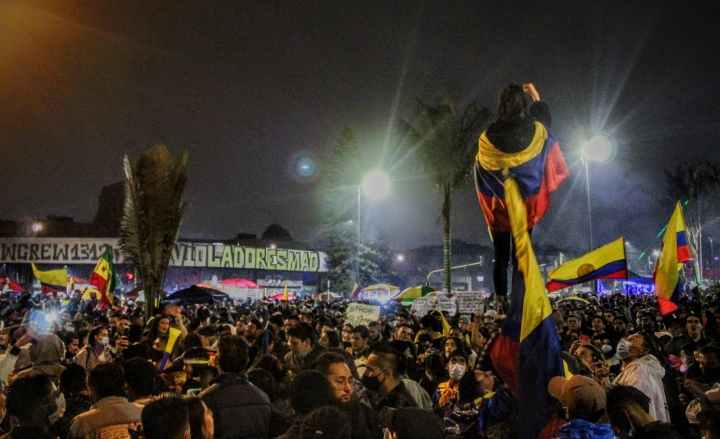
[163,285,230,304]
[220,278,260,288]
[269,293,296,301]
[360,284,399,302]
[394,285,435,300]
[318,291,342,301]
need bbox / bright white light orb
[361,170,390,200]
[581,135,614,163]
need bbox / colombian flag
[546,237,627,292]
[31,263,67,293]
[89,247,117,311]
[474,122,569,232]
[488,175,564,439]
[654,202,691,315]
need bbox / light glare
[361,170,390,200]
[581,135,614,163]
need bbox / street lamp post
[356,170,390,285]
[710,236,714,280]
[580,134,614,252]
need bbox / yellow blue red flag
[488,175,564,439]
[31,263,67,293]
[474,122,569,232]
[546,237,627,292]
[654,202,691,315]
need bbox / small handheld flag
[158,327,182,371]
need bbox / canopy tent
[318,291,342,301]
[269,293,296,301]
[219,278,260,288]
[163,285,230,304]
[394,285,435,300]
[359,284,399,302]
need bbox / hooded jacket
[613,354,670,423]
[555,419,615,439]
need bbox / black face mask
[361,372,384,392]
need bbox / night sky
[2,1,719,258]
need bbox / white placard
[456,292,484,314]
[345,303,381,327]
[410,297,436,317]
[435,294,457,315]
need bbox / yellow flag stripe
[477,122,547,170]
[505,177,553,342]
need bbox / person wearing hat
[685,383,720,439]
[547,375,614,438]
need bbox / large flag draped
[654,202,691,315]
[31,263,67,293]
[474,122,569,232]
[89,247,117,311]
[546,237,627,292]
[488,175,564,439]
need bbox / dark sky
[2,1,719,258]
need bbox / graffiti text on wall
[169,243,327,272]
[0,239,327,272]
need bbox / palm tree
[397,99,490,292]
[665,162,720,281]
[120,145,188,319]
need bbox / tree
[319,126,395,294]
[120,145,188,319]
[261,223,293,241]
[397,99,490,292]
[665,162,720,281]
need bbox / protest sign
[435,294,457,315]
[345,303,381,327]
[410,297,436,317]
[456,292,484,314]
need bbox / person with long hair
[73,326,111,370]
[474,82,568,301]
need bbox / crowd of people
[0,287,718,439]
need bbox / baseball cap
[548,375,606,421]
[484,310,497,320]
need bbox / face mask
[601,345,612,354]
[361,372,384,392]
[616,339,636,360]
[388,321,396,329]
[100,336,110,346]
[64,325,74,332]
[449,364,466,380]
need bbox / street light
[356,170,390,284]
[581,134,615,251]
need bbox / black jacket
[484,101,551,153]
[201,373,272,439]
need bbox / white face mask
[448,363,466,380]
[100,336,110,346]
[601,345,612,354]
[616,339,642,360]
